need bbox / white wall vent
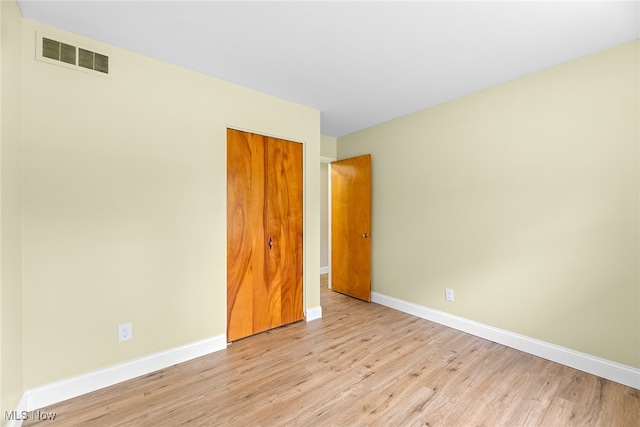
[36,32,111,77]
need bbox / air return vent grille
[42,37,76,65]
[37,33,110,76]
[78,48,109,73]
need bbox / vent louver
[79,48,109,74]
[42,37,76,65]
[38,34,109,75]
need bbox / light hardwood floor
[25,275,639,426]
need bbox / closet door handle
[269,237,273,249]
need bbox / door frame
[320,156,335,290]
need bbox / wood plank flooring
[25,275,639,426]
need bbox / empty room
[1,1,639,426]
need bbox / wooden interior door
[331,154,371,301]
[227,129,303,342]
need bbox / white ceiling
[17,1,640,137]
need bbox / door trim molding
[372,291,640,389]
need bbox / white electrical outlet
[445,288,454,302]
[118,323,132,342]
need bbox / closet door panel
[227,130,266,341]
[265,137,304,326]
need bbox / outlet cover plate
[445,288,454,302]
[118,323,132,342]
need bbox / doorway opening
[320,156,335,297]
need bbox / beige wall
[1,0,24,417]
[321,134,337,158]
[338,41,639,368]
[19,19,320,389]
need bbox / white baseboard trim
[5,394,28,427]
[22,334,227,412]
[372,292,640,390]
[305,306,323,322]
[319,266,329,275]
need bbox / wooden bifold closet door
[227,128,303,342]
